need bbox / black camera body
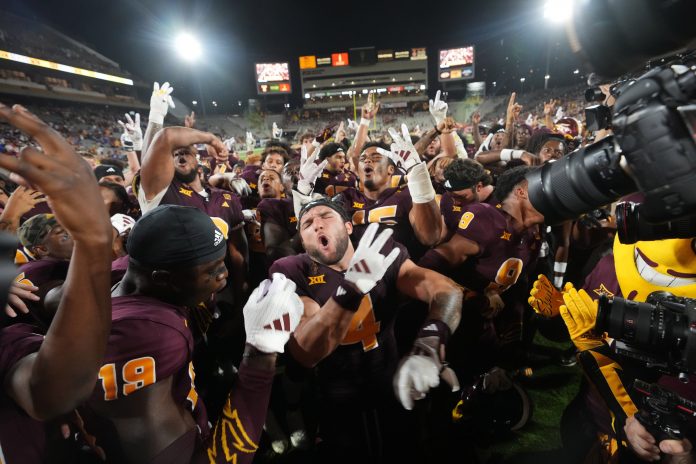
[527,63,696,227]
[632,379,696,441]
[596,292,696,376]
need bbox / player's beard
[306,232,349,266]
[175,168,198,184]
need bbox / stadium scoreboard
[438,46,475,82]
[298,47,429,107]
[255,62,291,95]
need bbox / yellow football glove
[528,274,572,318]
[559,287,604,351]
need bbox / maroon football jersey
[87,296,208,455]
[16,258,69,288]
[239,165,261,209]
[424,202,525,294]
[269,239,409,404]
[157,178,244,238]
[111,255,129,286]
[439,191,466,238]
[257,197,297,241]
[20,201,52,224]
[314,169,356,197]
[581,253,622,299]
[0,324,46,464]
[337,186,426,258]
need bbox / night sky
[3,0,585,108]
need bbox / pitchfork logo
[350,259,371,273]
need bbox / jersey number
[352,205,398,226]
[341,294,380,351]
[98,357,156,401]
[458,212,475,230]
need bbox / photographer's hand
[625,415,661,462]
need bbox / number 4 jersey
[269,239,409,405]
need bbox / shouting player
[270,198,462,463]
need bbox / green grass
[493,334,583,462]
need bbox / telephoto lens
[596,293,696,373]
[616,201,696,244]
[525,136,635,225]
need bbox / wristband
[359,117,371,127]
[406,162,436,203]
[311,140,321,148]
[148,111,165,126]
[332,281,363,312]
[500,149,524,162]
[416,319,451,346]
[554,275,564,289]
[553,261,568,273]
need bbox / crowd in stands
[0,12,128,76]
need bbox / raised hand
[184,111,196,129]
[429,90,448,126]
[361,94,381,120]
[346,118,359,132]
[243,273,304,353]
[334,121,346,143]
[297,146,327,196]
[2,185,45,220]
[344,223,400,294]
[543,99,557,116]
[117,113,143,151]
[506,92,523,122]
[149,82,175,125]
[471,111,481,125]
[0,104,111,243]
[272,122,283,139]
[380,123,421,171]
[245,131,256,152]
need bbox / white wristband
[553,261,568,273]
[359,117,371,127]
[500,149,524,162]
[148,111,165,126]
[311,140,321,148]
[406,163,436,204]
[554,275,564,289]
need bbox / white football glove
[272,122,283,139]
[297,145,327,196]
[394,336,459,410]
[241,209,256,223]
[110,213,136,235]
[346,118,359,132]
[246,131,256,152]
[244,273,304,353]
[344,223,401,294]
[429,90,448,126]
[380,123,421,172]
[149,82,175,125]
[228,178,252,197]
[117,113,143,151]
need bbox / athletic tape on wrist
[553,261,568,273]
[359,117,371,127]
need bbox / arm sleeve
[200,364,275,464]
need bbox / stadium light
[545,74,550,80]
[543,0,574,23]
[174,33,202,62]
[520,77,526,82]
[304,93,310,99]
[192,100,198,105]
[573,69,580,74]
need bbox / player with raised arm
[270,199,461,463]
[0,103,113,463]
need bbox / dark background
[2,0,584,109]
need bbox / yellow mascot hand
[559,287,604,351]
[528,274,570,318]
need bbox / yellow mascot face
[614,236,696,301]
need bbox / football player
[270,198,462,463]
[0,103,113,463]
[313,142,356,196]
